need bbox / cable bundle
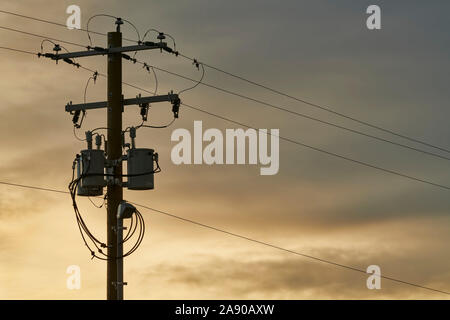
[68,157,152,260]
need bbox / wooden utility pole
[58,18,179,300]
[106,28,123,300]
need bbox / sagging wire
[122,100,176,133]
[38,39,81,69]
[88,192,107,209]
[121,54,159,96]
[72,71,99,141]
[178,60,205,96]
[139,118,176,129]
[69,157,107,259]
[73,126,86,142]
[69,155,158,260]
[136,28,178,59]
[86,14,141,47]
[121,55,176,131]
[142,62,158,96]
[141,28,177,51]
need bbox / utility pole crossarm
[65,93,180,112]
[63,17,182,300]
[52,42,169,60]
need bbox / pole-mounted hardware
[60,25,180,300]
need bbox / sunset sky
[0,0,449,299]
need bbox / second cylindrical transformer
[127,148,154,190]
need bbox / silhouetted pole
[106,29,123,300]
[59,20,176,299]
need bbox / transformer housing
[76,153,104,196]
[127,148,154,190]
[78,149,106,188]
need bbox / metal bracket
[112,281,128,287]
[65,93,179,112]
[105,158,122,168]
[112,226,128,233]
[52,43,167,60]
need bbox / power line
[0,9,137,43]
[142,63,450,162]
[180,102,450,191]
[178,53,450,155]
[1,22,449,163]
[1,43,448,190]
[0,180,448,296]
[1,8,447,155]
[74,58,450,191]
[0,46,36,55]
[0,25,87,48]
[1,10,448,298]
[86,14,141,47]
[0,181,68,194]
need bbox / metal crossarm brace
[52,42,168,60]
[65,93,179,112]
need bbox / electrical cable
[73,126,86,142]
[0,180,448,295]
[1,8,448,154]
[176,52,450,154]
[0,10,138,43]
[86,14,141,47]
[72,70,99,134]
[0,12,449,293]
[78,60,450,190]
[177,62,205,96]
[124,58,450,162]
[180,102,450,191]
[4,28,442,163]
[67,155,153,260]
[139,118,176,129]
[141,28,176,50]
[1,37,449,188]
[9,17,445,159]
[0,45,37,55]
[0,25,87,49]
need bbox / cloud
[134,240,450,299]
[0,0,449,299]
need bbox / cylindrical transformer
[76,154,104,197]
[127,148,154,190]
[79,149,106,189]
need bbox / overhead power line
[0,180,448,296]
[87,58,450,190]
[180,102,450,191]
[1,8,448,155]
[0,45,36,55]
[178,53,450,155]
[1,43,448,191]
[0,25,87,48]
[1,25,448,163]
[1,9,449,299]
[0,9,137,43]
[1,12,450,161]
[143,63,450,162]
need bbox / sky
[0,0,449,299]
